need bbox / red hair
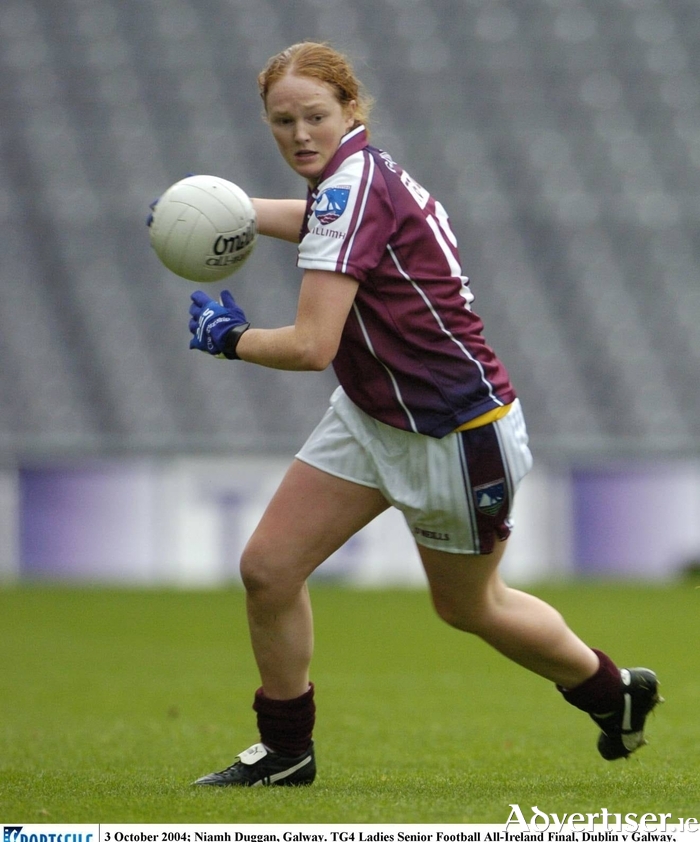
[258,42,373,132]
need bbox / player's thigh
[241,458,390,587]
[417,540,509,630]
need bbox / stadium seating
[2,0,699,459]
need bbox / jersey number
[401,170,473,310]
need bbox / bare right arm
[251,198,306,243]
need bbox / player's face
[265,72,357,187]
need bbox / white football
[149,175,257,283]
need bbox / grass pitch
[1,582,699,823]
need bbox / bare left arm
[235,269,359,371]
[251,198,306,242]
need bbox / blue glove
[189,290,250,359]
[147,175,194,227]
[146,197,158,228]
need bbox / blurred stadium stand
[2,0,700,461]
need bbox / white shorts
[296,387,533,555]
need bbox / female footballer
[187,42,660,786]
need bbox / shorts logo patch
[474,479,506,516]
[314,187,350,224]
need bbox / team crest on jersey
[474,480,506,516]
[314,187,350,224]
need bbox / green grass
[1,583,699,823]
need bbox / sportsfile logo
[3,829,94,842]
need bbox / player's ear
[343,99,358,131]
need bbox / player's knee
[239,538,275,595]
[239,536,301,599]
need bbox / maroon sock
[253,683,315,756]
[558,649,623,715]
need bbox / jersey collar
[313,125,369,188]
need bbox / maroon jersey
[298,126,516,438]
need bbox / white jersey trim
[340,153,374,275]
[297,150,368,274]
[386,244,504,408]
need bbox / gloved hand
[147,175,195,227]
[189,290,250,359]
[146,197,158,228]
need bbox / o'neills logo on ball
[206,220,256,267]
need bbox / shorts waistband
[454,402,513,432]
